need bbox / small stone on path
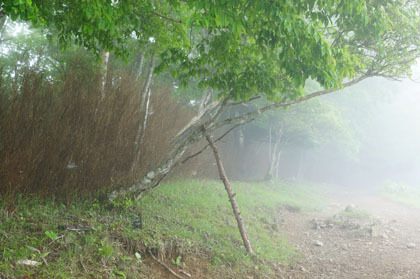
[314,240,324,247]
[406,243,416,249]
[345,204,356,212]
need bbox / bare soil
[279,186,420,279]
[140,186,420,279]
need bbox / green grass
[381,181,420,209]
[0,179,328,278]
[337,208,372,219]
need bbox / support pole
[206,134,254,255]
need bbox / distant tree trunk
[139,87,152,143]
[266,123,284,180]
[135,51,145,80]
[198,88,213,114]
[139,54,156,114]
[206,134,254,255]
[131,53,156,173]
[94,51,110,117]
[237,128,245,150]
[296,149,307,181]
[100,51,110,99]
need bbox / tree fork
[206,134,254,255]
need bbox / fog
[318,76,420,189]
[231,69,420,191]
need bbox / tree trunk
[131,53,156,173]
[206,134,254,255]
[136,51,145,80]
[139,54,156,115]
[198,89,212,112]
[296,149,306,181]
[94,51,110,117]
[274,148,282,179]
[139,87,152,143]
[109,98,228,202]
[266,124,284,180]
[100,51,110,99]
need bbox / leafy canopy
[3,0,420,102]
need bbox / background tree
[240,98,357,180]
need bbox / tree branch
[151,11,183,24]
[181,118,255,164]
[227,95,261,107]
[211,74,373,130]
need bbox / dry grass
[0,56,193,201]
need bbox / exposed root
[148,249,186,279]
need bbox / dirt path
[279,187,420,279]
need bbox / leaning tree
[108,0,420,201]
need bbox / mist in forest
[321,77,420,189]
[230,73,420,191]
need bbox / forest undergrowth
[0,179,328,279]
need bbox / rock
[345,204,356,212]
[314,240,324,247]
[311,218,328,230]
[299,266,307,272]
[17,259,40,266]
[146,171,155,180]
[407,243,416,249]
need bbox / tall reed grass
[0,56,193,200]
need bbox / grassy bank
[0,179,328,278]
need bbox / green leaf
[112,270,127,278]
[45,231,58,241]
